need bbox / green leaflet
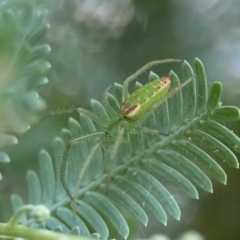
[127,168,181,220]
[207,82,222,110]
[143,158,199,199]
[28,23,50,44]
[200,120,240,153]
[70,227,81,236]
[195,58,208,114]
[106,93,120,116]
[181,60,196,121]
[114,176,167,226]
[11,195,26,222]
[0,152,11,163]
[84,192,129,239]
[31,44,51,60]
[114,83,123,104]
[91,100,110,124]
[39,150,55,206]
[148,71,159,81]
[57,207,90,237]
[46,216,69,233]
[211,106,240,122]
[76,200,109,240]
[157,149,213,193]
[172,140,227,184]
[168,71,183,131]
[100,184,148,226]
[187,129,239,168]
[27,171,41,205]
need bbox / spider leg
[73,142,101,202]
[39,107,107,128]
[77,108,107,127]
[103,84,114,108]
[38,106,77,125]
[102,84,121,118]
[122,59,183,101]
[60,132,105,204]
[105,127,125,191]
[140,127,168,135]
[149,75,196,113]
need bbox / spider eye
[104,132,112,138]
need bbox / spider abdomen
[120,77,171,119]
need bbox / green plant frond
[113,83,123,104]
[156,149,213,193]
[143,159,199,199]
[70,227,81,236]
[106,93,120,115]
[84,192,129,239]
[0,134,18,165]
[39,150,56,206]
[126,168,181,221]
[171,140,227,184]
[27,170,41,205]
[149,71,159,82]
[99,184,148,227]
[76,200,109,239]
[11,194,26,222]
[199,120,240,153]
[168,70,183,131]
[211,106,240,122]
[114,176,167,226]
[194,58,208,115]
[52,225,62,233]
[181,60,196,121]
[91,99,110,124]
[46,216,69,233]
[186,130,239,168]
[11,59,240,239]
[207,82,222,109]
[0,0,50,165]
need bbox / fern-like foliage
[0,0,50,166]
[11,59,240,239]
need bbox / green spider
[45,59,195,203]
